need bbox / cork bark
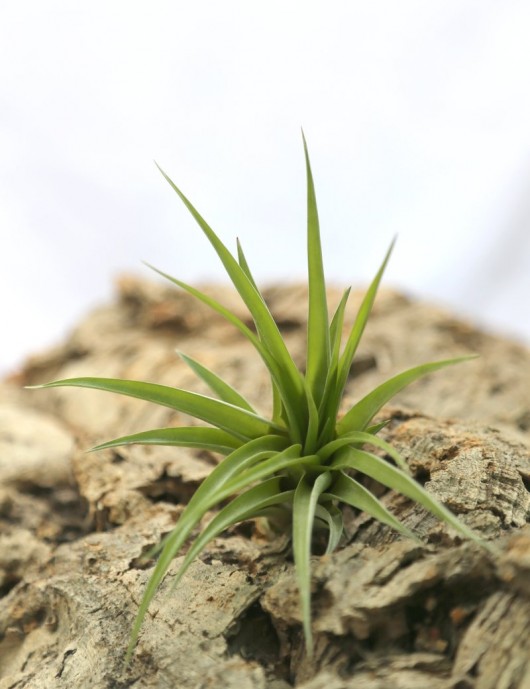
[1,278,529,688]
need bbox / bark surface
[1,278,529,688]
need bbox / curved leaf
[90,426,242,454]
[156,164,307,435]
[236,238,259,291]
[128,477,294,661]
[337,357,476,435]
[329,287,351,364]
[170,478,295,594]
[324,471,418,541]
[177,351,255,412]
[219,447,319,501]
[331,447,491,550]
[33,377,280,440]
[292,471,332,655]
[319,430,410,474]
[125,436,288,660]
[314,503,344,554]
[145,263,297,433]
[319,240,395,426]
[317,286,351,444]
[336,239,395,391]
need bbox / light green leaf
[218,446,318,500]
[317,287,350,442]
[319,430,411,474]
[303,379,320,455]
[271,380,285,426]
[156,164,307,436]
[331,447,491,549]
[336,239,395,389]
[145,263,298,437]
[217,445,325,500]
[325,471,418,541]
[33,377,280,440]
[170,478,295,595]
[191,436,290,503]
[329,287,351,367]
[146,263,260,347]
[365,419,391,435]
[320,240,395,426]
[292,471,333,655]
[316,416,335,449]
[337,356,476,435]
[90,426,242,454]
[146,264,281,379]
[178,351,255,412]
[314,503,344,554]
[125,436,287,660]
[145,436,289,564]
[303,134,330,405]
[128,477,294,662]
[236,238,259,291]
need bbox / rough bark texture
[1,278,529,688]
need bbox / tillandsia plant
[32,136,487,660]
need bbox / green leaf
[319,240,395,426]
[337,240,395,386]
[314,503,344,554]
[146,263,258,346]
[303,379,320,456]
[125,436,287,660]
[303,134,330,405]
[325,471,418,541]
[170,478,294,594]
[316,416,335,449]
[127,477,294,662]
[183,435,290,506]
[331,447,491,549]
[318,430,411,474]
[178,351,255,412]
[33,377,280,440]
[271,380,285,426]
[156,164,307,436]
[146,264,280,374]
[236,238,259,291]
[292,471,333,655]
[219,447,320,501]
[365,419,391,435]
[145,435,289,565]
[317,287,350,444]
[146,263,292,430]
[337,356,476,435]
[90,426,242,454]
[329,287,351,366]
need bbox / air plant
[32,136,486,660]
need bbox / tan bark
[1,279,529,688]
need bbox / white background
[1,1,530,376]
